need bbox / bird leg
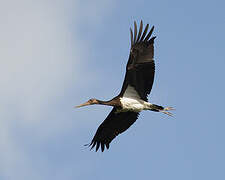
[149,104,174,116]
[159,107,175,116]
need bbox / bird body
[76,20,174,152]
[120,97,151,112]
[119,85,152,112]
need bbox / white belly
[120,97,149,112]
[119,85,152,112]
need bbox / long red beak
[74,101,90,108]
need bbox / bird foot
[160,107,175,116]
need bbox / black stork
[76,20,174,152]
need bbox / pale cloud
[0,0,115,179]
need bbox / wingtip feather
[140,23,149,41]
[101,143,105,152]
[96,142,100,152]
[137,20,143,42]
[144,25,154,41]
[130,28,134,46]
[134,21,137,43]
[106,143,110,149]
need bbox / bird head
[75,98,99,108]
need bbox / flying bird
[76,20,174,152]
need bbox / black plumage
[88,20,156,151]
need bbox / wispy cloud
[0,0,114,179]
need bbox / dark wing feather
[130,28,134,46]
[88,21,155,152]
[136,20,143,42]
[89,108,139,152]
[140,23,149,41]
[134,21,137,43]
[120,21,156,101]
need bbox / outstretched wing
[89,21,155,152]
[89,108,139,152]
[120,20,156,101]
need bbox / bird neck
[97,99,113,106]
[96,98,121,107]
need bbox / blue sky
[1,0,225,179]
